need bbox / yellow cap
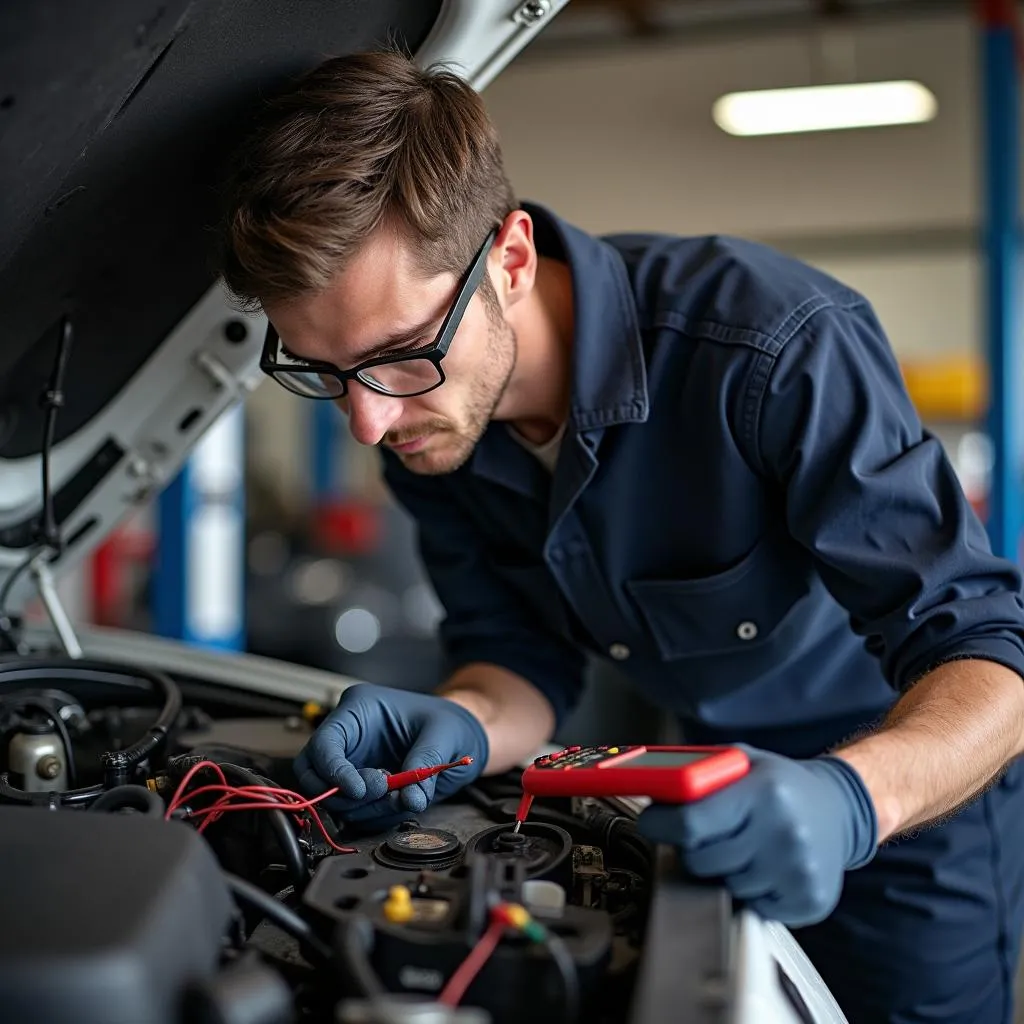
[502,904,531,930]
[383,885,414,923]
[302,701,323,721]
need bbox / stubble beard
[394,304,517,476]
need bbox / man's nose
[339,385,403,446]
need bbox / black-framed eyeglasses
[260,228,498,400]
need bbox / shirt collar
[524,202,649,432]
[464,204,649,499]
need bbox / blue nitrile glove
[293,683,488,825]
[636,746,877,927]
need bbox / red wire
[164,762,355,853]
[437,918,507,1006]
[182,787,355,853]
[165,759,228,816]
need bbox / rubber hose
[88,783,164,818]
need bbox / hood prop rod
[0,315,79,656]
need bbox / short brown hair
[216,49,517,310]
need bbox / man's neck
[497,255,574,445]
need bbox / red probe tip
[512,793,534,833]
[384,756,475,791]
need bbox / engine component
[521,879,568,917]
[183,951,295,1024]
[0,805,233,1024]
[302,843,612,1024]
[374,824,463,871]
[176,715,313,763]
[0,657,182,803]
[337,995,491,1023]
[6,719,68,792]
[463,822,573,888]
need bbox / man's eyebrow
[349,313,440,364]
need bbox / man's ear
[490,209,536,311]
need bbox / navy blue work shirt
[380,203,1024,757]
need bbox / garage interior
[3,1,1024,1022]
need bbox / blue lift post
[979,0,1024,562]
[155,404,247,651]
[311,400,345,502]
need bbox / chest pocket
[625,536,812,660]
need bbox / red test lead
[511,793,534,834]
[384,755,474,791]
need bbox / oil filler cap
[373,825,463,870]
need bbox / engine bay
[0,654,700,1024]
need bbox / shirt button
[736,621,759,641]
[608,642,631,661]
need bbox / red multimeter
[514,745,750,829]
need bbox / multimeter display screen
[617,751,714,768]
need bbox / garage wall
[483,9,986,361]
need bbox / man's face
[263,227,516,476]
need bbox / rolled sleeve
[381,455,586,726]
[754,301,1024,690]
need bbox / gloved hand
[636,746,878,927]
[294,683,488,824]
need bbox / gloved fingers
[397,715,476,809]
[672,780,757,848]
[747,887,835,928]
[680,821,757,879]
[308,767,390,813]
[293,749,349,799]
[725,863,776,904]
[393,782,429,813]
[301,710,368,798]
[338,790,405,822]
[753,861,839,927]
[637,783,753,851]
[634,804,683,846]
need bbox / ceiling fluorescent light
[712,80,938,137]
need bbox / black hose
[222,871,331,962]
[0,773,64,807]
[88,784,164,818]
[216,762,308,891]
[58,782,107,805]
[338,915,386,998]
[543,931,580,1023]
[170,756,308,891]
[0,553,36,640]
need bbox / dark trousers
[793,759,1024,1024]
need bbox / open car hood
[0,0,567,615]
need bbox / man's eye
[279,342,309,363]
[380,341,428,358]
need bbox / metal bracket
[194,350,244,398]
[30,557,82,658]
[513,0,551,27]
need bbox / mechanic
[216,50,1024,1023]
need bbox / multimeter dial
[532,745,635,769]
